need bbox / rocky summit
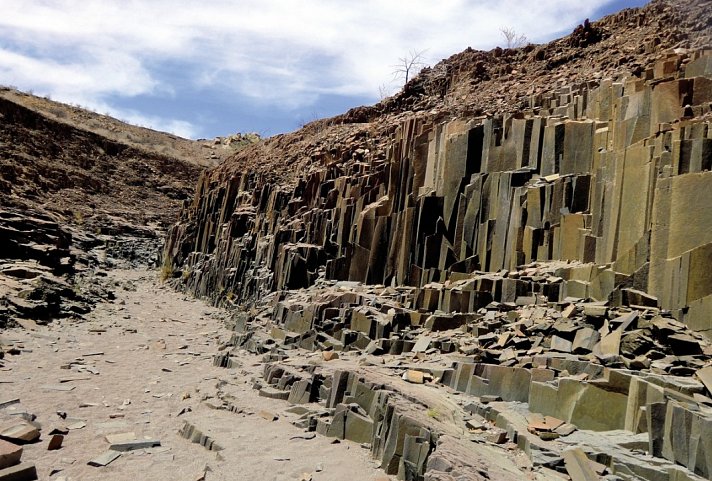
[3,1,712,481]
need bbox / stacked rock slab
[216,272,712,479]
[164,49,712,333]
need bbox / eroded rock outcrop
[166,49,712,332]
[164,2,712,480]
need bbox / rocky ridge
[162,1,712,480]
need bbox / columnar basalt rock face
[162,6,712,478]
[165,47,712,480]
[164,49,712,332]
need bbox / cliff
[162,1,712,479]
[164,0,712,331]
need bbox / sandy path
[0,269,391,481]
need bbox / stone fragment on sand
[0,439,22,470]
[258,410,278,421]
[322,351,339,361]
[109,439,160,452]
[104,432,136,444]
[465,419,485,431]
[554,423,578,436]
[403,370,425,384]
[0,400,19,411]
[47,435,63,451]
[66,420,86,430]
[0,462,37,481]
[0,424,39,444]
[87,451,121,467]
[485,429,507,444]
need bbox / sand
[0,269,391,481]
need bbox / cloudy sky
[0,0,646,139]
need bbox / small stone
[402,370,424,384]
[104,432,136,444]
[66,420,86,430]
[466,419,485,431]
[87,451,121,467]
[322,351,339,361]
[47,435,63,451]
[485,429,507,444]
[258,410,278,421]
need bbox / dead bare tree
[500,27,528,49]
[392,49,427,84]
[378,83,392,100]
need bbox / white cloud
[0,0,618,136]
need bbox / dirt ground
[0,269,392,481]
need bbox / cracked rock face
[162,2,712,479]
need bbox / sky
[0,0,648,139]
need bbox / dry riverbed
[0,269,392,481]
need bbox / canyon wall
[164,49,712,334]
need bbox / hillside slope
[0,90,251,327]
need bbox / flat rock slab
[697,366,712,395]
[0,424,39,443]
[109,439,160,452]
[0,401,19,410]
[87,451,121,467]
[47,435,63,451]
[0,462,37,481]
[562,448,598,481]
[0,439,22,470]
[104,432,136,444]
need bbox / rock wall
[164,49,712,333]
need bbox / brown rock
[322,351,339,361]
[0,462,37,481]
[403,370,425,384]
[0,439,22,470]
[47,435,63,451]
[0,424,39,444]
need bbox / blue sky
[0,0,647,139]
